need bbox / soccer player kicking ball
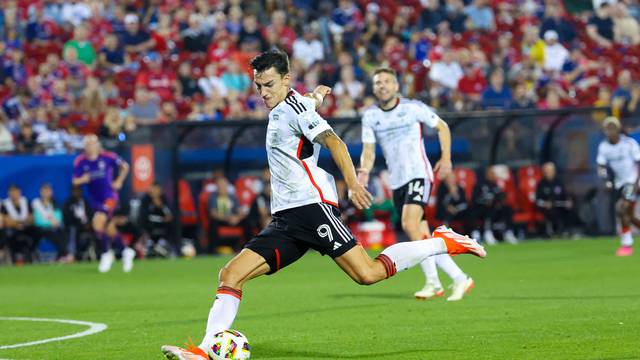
[161,50,486,360]
[358,68,475,302]
[596,116,640,256]
[72,135,134,272]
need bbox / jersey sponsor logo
[284,94,307,114]
[308,118,319,130]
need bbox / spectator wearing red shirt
[261,10,296,53]
[135,52,178,102]
[207,28,235,64]
[86,1,113,48]
[458,62,487,107]
[152,13,178,54]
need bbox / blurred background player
[358,68,475,302]
[72,135,133,272]
[596,116,640,256]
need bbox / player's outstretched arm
[314,129,373,209]
[304,85,331,109]
[72,173,91,186]
[358,143,375,186]
[433,118,452,178]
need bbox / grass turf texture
[0,238,638,360]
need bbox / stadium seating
[514,165,545,230]
[178,179,198,226]
[197,179,244,251]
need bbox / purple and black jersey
[73,151,124,214]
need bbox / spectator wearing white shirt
[429,49,464,92]
[37,120,69,155]
[542,30,569,72]
[0,120,14,153]
[333,66,364,99]
[292,24,324,69]
[198,63,228,98]
[61,0,92,26]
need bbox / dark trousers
[37,226,68,257]
[539,206,579,235]
[473,203,514,233]
[439,209,473,234]
[5,227,37,262]
[67,225,96,260]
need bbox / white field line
[0,317,107,350]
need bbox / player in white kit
[596,116,640,256]
[161,51,486,360]
[358,68,475,301]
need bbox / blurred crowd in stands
[1,0,640,154]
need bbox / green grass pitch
[1,238,639,360]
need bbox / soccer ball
[206,329,251,359]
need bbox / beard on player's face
[373,77,399,107]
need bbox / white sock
[378,238,447,275]
[419,257,442,289]
[200,288,242,349]
[621,230,634,247]
[434,254,467,283]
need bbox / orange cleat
[161,345,209,360]
[433,226,487,258]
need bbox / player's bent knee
[352,268,384,286]
[218,266,239,286]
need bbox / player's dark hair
[373,67,397,78]
[250,49,290,76]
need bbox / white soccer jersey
[596,134,640,189]
[361,98,440,190]
[266,90,339,213]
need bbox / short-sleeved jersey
[266,90,339,213]
[361,98,440,189]
[73,151,123,204]
[596,134,640,189]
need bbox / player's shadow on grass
[490,294,639,300]
[256,344,444,359]
[329,293,411,300]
